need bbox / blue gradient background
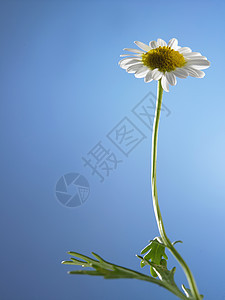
[1,1,225,299]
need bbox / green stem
[151,79,202,300]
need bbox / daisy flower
[119,38,210,92]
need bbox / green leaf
[140,237,168,277]
[137,255,193,299]
[62,252,188,300]
[182,285,204,299]
[172,240,183,246]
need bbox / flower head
[119,38,210,92]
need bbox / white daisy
[119,38,210,92]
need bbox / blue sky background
[1,0,225,299]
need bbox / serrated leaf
[69,270,102,276]
[63,252,188,300]
[151,263,177,286]
[182,285,204,299]
[67,251,98,265]
[62,260,77,265]
[140,237,168,277]
[137,255,188,299]
[172,240,183,246]
[140,243,152,254]
[62,256,89,268]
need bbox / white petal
[185,56,207,61]
[144,70,153,82]
[172,68,189,78]
[183,66,205,78]
[120,63,142,70]
[120,59,142,68]
[161,75,169,92]
[123,60,142,66]
[120,54,142,57]
[167,38,178,50]
[120,64,132,70]
[135,66,150,78]
[134,41,151,52]
[119,58,141,68]
[126,64,144,73]
[165,72,177,86]
[120,63,137,70]
[186,59,210,69]
[178,47,192,54]
[157,38,167,47]
[149,40,158,49]
[183,52,203,58]
[123,48,145,54]
[119,57,141,65]
[151,68,163,80]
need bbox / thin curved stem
[151,79,202,300]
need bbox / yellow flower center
[142,46,186,73]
